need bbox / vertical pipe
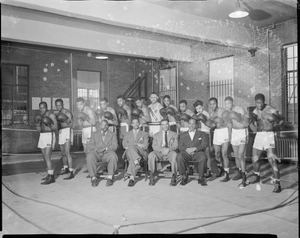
[70,53,73,112]
[151,60,154,93]
[176,62,179,106]
[266,24,275,105]
[107,59,110,102]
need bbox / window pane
[13,86,28,123]
[287,58,294,71]
[1,65,14,85]
[294,58,298,71]
[294,45,297,57]
[2,85,13,125]
[287,47,293,58]
[288,74,293,85]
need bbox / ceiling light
[95,54,108,60]
[229,0,249,18]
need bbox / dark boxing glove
[229,111,243,123]
[132,108,142,119]
[166,107,176,116]
[104,111,114,121]
[34,114,42,126]
[180,113,191,122]
[57,112,68,123]
[42,116,54,128]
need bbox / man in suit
[148,119,178,186]
[123,118,149,187]
[177,117,209,186]
[86,120,118,187]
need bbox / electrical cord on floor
[2,200,54,234]
[112,187,298,234]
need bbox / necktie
[165,131,168,148]
[134,130,137,141]
[102,132,106,142]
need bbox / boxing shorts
[253,131,275,151]
[58,127,74,145]
[38,132,56,149]
[213,127,229,146]
[231,128,248,146]
[82,126,96,144]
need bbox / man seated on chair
[86,119,118,187]
[148,119,178,186]
[176,117,209,186]
[123,118,149,187]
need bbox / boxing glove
[213,117,225,128]
[251,113,258,123]
[229,111,243,123]
[166,107,176,116]
[104,111,114,121]
[42,116,54,128]
[77,112,89,121]
[266,113,279,123]
[159,108,167,118]
[116,107,128,118]
[221,110,231,122]
[180,113,191,122]
[205,119,216,128]
[174,112,182,122]
[198,114,207,123]
[191,114,199,121]
[56,112,68,122]
[34,114,42,125]
[95,109,103,118]
[132,108,142,119]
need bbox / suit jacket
[152,130,178,152]
[122,129,149,151]
[178,130,208,153]
[88,130,118,153]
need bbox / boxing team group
[34,92,282,193]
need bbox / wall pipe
[70,53,74,112]
[266,23,275,104]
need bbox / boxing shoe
[91,178,98,187]
[170,174,176,186]
[180,174,188,186]
[41,174,50,181]
[205,170,212,179]
[220,172,230,182]
[106,176,114,187]
[272,181,282,193]
[251,174,261,184]
[83,169,89,173]
[63,171,74,180]
[41,175,55,185]
[232,170,242,180]
[128,179,135,187]
[149,172,155,186]
[238,172,250,188]
[58,168,70,175]
[198,177,207,186]
[216,165,225,177]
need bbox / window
[159,67,177,106]
[283,44,298,124]
[76,70,101,110]
[1,64,29,125]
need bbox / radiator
[275,137,298,161]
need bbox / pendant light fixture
[229,0,249,18]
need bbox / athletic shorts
[231,128,248,146]
[82,127,96,145]
[59,128,73,145]
[213,127,229,146]
[38,132,56,149]
[253,131,275,151]
[180,127,189,132]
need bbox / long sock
[63,165,68,169]
[224,168,229,173]
[48,170,54,175]
[69,168,74,172]
[107,175,113,179]
[130,175,135,180]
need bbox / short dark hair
[189,117,197,123]
[100,119,108,125]
[150,92,158,96]
[224,96,234,102]
[209,97,218,104]
[160,118,169,124]
[179,100,187,105]
[76,97,85,103]
[100,97,108,103]
[117,95,125,100]
[131,117,139,123]
[55,98,63,105]
[39,101,47,108]
[134,96,142,101]
[193,100,203,108]
[163,95,170,100]
[254,93,265,102]
[141,96,146,101]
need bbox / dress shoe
[170,174,176,186]
[180,174,188,186]
[128,179,135,187]
[83,169,89,173]
[41,174,50,181]
[63,172,74,180]
[198,177,207,186]
[232,170,242,181]
[188,167,194,175]
[220,172,230,182]
[106,177,114,187]
[216,165,225,177]
[91,178,98,187]
[272,181,282,193]
[238,172,250,188]
[58,168,70,175]
[204,170,212,179]
[149,172,155,186]
[86,175,91,178]
[41,175,55,185]
[251,174,261,184]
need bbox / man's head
[141,97,146,105]
[160,118,169,132]
[254,93,265,110]
[100,97,109,110]
[131,117,140,130]
[163,95,171,107]
[179,100,188,113]
[193,100,204,114]
[188,118,197,131]
[134,96,143,108]
[149,92,159,104]
[100,119,109,133]
[224,96,234,111]
[55,99,64,112]
[117,95,125,107]
[209,97,218,111]
[39,102,47,115]
[76,97,85,112]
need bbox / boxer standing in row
[148,92,163,122]
[162,95,178,132]
[178,100,194,130]
[35,102,58,185]
[55,99,75,180]
[116,95,132,142]
[134,96,150,126]
[99,97,118,132]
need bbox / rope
[2,200,54,234]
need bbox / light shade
[229,9,249,18]
[95,54,108,60]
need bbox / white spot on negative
[64,60,68,64]
[43,68,48,72]
[138,73,142,77]
[57,69,60,72]
[186,87,190,90]
[201,82,204,86]
[43,77,47,81]
[51,63,54,67]
[155,80,159,84]
[87,53,92,57]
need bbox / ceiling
[149,0,297,29]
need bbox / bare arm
[49,113,58,131]
[140,107,150,122]
[86,108,96,126]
